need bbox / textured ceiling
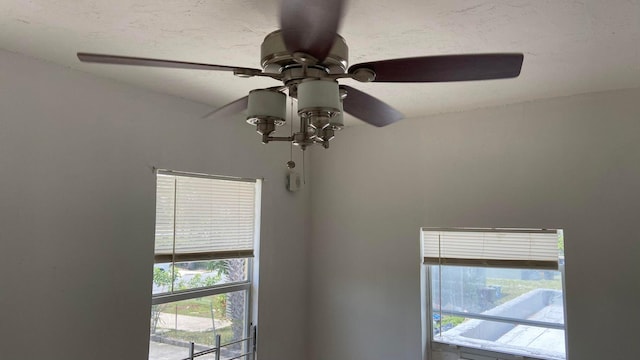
[1,0,639,124]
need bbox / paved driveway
[150,313,233,360]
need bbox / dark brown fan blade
[202,96,249,119]
[280,0,345,62]
[349,54,524,82]
[77,53,261,73]
[340,85,403,127]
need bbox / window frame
[150,169,261,355]
[420,228,569,360]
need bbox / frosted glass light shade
[298,80,341,113]
[247,89,286,124]
[330,100,344,130]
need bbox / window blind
[422,228,560,270]
[154,172,257,263]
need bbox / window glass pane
[152,259,248,295]
[431,265,566,359]
[433,317,566,360]
[152,263,177,295]
[431,265,564,324]
[149,291,248,360]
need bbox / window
[149,170,261,360]
[421,228,567,360]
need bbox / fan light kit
[76,0,524,150]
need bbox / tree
[150,259,245,348]
[151,265,180,333]
[225,258,247,350]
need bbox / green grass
[160,297,226,318]
[162,328,235,346]
[488,276,562,305]
[441,315,465,327]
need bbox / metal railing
[181,325,257,360]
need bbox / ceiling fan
[77,0,523,150]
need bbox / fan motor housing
[261,30,349,74]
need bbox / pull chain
[290,97,294,162]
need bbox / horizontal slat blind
[154,173,256,262]
[422,229,559,269]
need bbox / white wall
[309,88,640,360]
[4,47,640,360]
[0,49,310,360]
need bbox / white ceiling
[1,0,639,123]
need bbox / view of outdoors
[149,259,249,360]
[431,265,566,359]
[152,259,248,295]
